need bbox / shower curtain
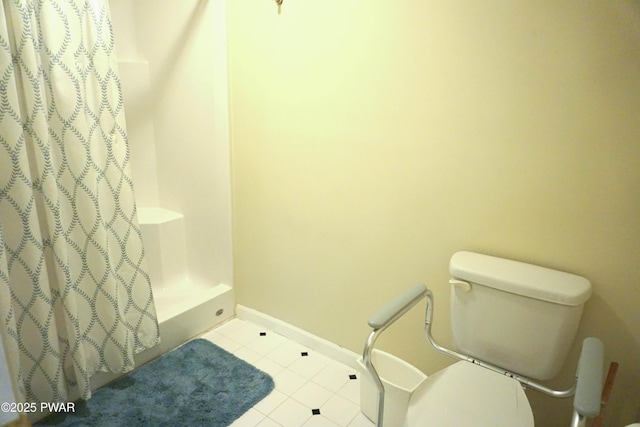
[0,0,160,403]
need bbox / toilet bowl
[406,361,533,426]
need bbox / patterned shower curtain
[0,0,160,403]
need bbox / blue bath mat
[37,339,275,426]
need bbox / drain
[215,308,224,316]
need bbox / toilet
[407,360,534,426]
[406,251,592,426]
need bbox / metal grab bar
[362,284,428,427]
[423,289,577,398]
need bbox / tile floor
[199,318,375,427]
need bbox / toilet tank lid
[450,251,591,306]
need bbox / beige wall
[228,1,640,425]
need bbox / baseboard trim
[235,305,360,369]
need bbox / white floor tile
[254,357,286,378]
[257,418,284,427]
[347,412,374,427]
[246,331,288,355]
[234,346,264,365]
[336,377,360,404]
[269,398,313,427]
[215,318,247,334]
[254,389,288,415]
[266,340,311,367]
[205,332,243,353]
[199,328,224,342]
[311,364,350,393]
[302,414,340,427]
[290,381,333,408]
[232,322,264,345]
[288,352,331,379]
[273,368,308,395]
[230,408,266,427]
[320,395,361,427]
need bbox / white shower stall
[105,0,234,367]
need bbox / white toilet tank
[449,251,591,380]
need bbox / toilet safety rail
[362,284,605,427]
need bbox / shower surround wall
[108,1,233,335]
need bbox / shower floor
[200,317,375,427]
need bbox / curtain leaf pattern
[0,0,159,402]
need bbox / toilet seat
[406,361,534,427]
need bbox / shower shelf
[137,207,187,292]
